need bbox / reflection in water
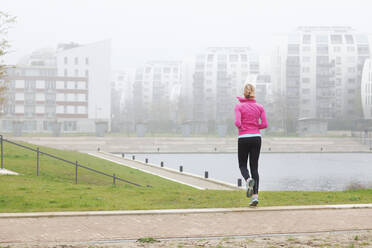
[122,153,372,191]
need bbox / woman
[234,83,268,206]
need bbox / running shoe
[246,178,255,198]
[249,195,259,207]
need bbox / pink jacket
[234,97,268,135]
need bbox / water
[124,153,372,191]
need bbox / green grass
[0,140,372,213]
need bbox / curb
[95,151,240,190]
[1,204,372,219]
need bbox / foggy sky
[2,0,372,69]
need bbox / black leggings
[238,136,261,194]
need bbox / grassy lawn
[0,140,371,213]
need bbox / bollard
[145,158,148,163]
[113,173,116,185]
[121,153,124,158]
[237,178,242,187]
[214,147,217,152]
[204,171,209,179]
[179,166,183,172]
[132,155,135,160]
[160,161,164,167]
[157,147,160,152]
[320,147,323,152]
[268,147,271,151]
[97,147,100,152]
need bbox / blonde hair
[243,83,255,99]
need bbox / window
[74,69,79,77]
[64,57,68,65]
[348,67,356,73]
[316,35,328,43]
[331,35,342,44]
[345,35,354,44]
[302,35,311,44]
[217,54,226,61]
[85,70,89,77]
[302,46,311,52]
[240,54,247,61]
[347,46,355,52]
[74,57,78,65]
[207,54,214,62]
[356,35,368,44]
[56,93,64,101]
[229,54,238,62]
[85,57,89,65]
[64,69,68,76]
[163,67,171,73]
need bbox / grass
[0,140,372,213]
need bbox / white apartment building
[56,40,111,131]
[1,40,111,134]
[272,26,370,123]
[362,59,372,119]
[133,60,183,124]
[192,47,259,130]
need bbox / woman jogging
[234,83,268,206]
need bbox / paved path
[1,204,372,245]
[88,151,238,190]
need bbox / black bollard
[121,153,124,158]
[204,171,209,179]
[132,155,135,160]
[237,178,242,187]
[145,158,148,163]
[97,147,100,152]
[179,166,183,172]
[160,161,164,167]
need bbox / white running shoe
[246,178,255,198]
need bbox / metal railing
[0,135,142,187]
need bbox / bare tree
[0,11,16,108]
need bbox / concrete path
[88,151,238,190]
[1,204,372,245]
[0,168,19,175]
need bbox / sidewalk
[1,204,372,245]
[88,151,238,190]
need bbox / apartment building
[272,27,370,124]
[0,40,111,134]
[362,59,372,119]
[133,60,182,125]
[192,47,259,132]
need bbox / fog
[3,0,372,68]
[2,0,372,137]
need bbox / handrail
[0,135,143,187]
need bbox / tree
[0,11,16,109]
